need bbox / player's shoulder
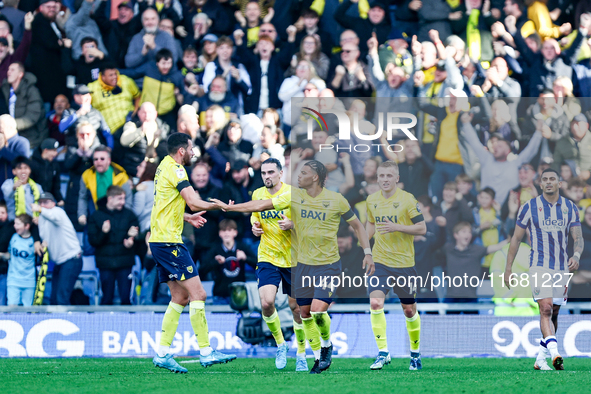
[323,188,345,200]
[398,188,418,203]
[366,190,381,203]
[252,186,267,200]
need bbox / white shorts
[529,266,569,306]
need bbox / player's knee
[261,299,275,314]
[370,298,384,311]
[172,294,189,306]
[539,303,553,318]
[402,304,415,318]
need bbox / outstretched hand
[186,211,207,228]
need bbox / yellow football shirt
[251,183,292,268]
[273,187,356,266]
[366,188,424,268]
[149,156,191,244]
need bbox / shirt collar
[540,195,562,206]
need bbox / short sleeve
[173,165,190,192]
[516,202,531,229]
[339,194,356,222]
[272,190,291,211]
[366,199,375,224]
[407,196,424,224]
[476,245,489,259]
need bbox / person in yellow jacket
[77,145,132,227]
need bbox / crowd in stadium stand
[0,0,591,307]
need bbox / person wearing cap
[202,35,251,111]
[29,138,64,207]
[334,0,391,57]
[64,0,108,62]
[31,192,83,305]
[125,8,179,68]
[378,28,413,76]
[553,113,591,180]
[59,84,112,149]
[28,0,68,104]
[0,12,33,84]
[460,110,546,206]
[61,36,111,86]
[1,62,48,149]
[93,0,143,69]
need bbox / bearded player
[151,133,236,373]
[213,160,374,374]
[250,158,308,371]
[505,168,583,370]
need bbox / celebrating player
[504,168,583,371]
[365,161,427,371]
[250,158,308,371]
[151,133,236,373]
[213,160,374,374]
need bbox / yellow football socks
[293,320,307,354]
[311,311,331,347]
[158,302,183,356]
[189,300,211,354]
[302,316,321,358]
[263,310,285,346]
[370,308,388,352]
[406,312,421,352]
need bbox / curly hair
[303,160,328,187]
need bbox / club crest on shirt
[374,204,378,209]
[393,202,400,209]
[322,201,330,208]
[562,208,568,214]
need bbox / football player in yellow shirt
[250,158,308,371]
[365,161,427,371]
[213,160,374,374]
[150,133,236,373]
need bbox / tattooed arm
[569,225,584,271]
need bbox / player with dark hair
[150,133,236,373]
[505,168,584,371]
[249,158,308,371]
[213,159,374,374]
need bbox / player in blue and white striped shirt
[504,168,584,371]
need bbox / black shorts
[256,262,292,297]
[295,261,342,306]
[150,242,199,283]
[367,263,417,304]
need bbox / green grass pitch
[3,358,590,394]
